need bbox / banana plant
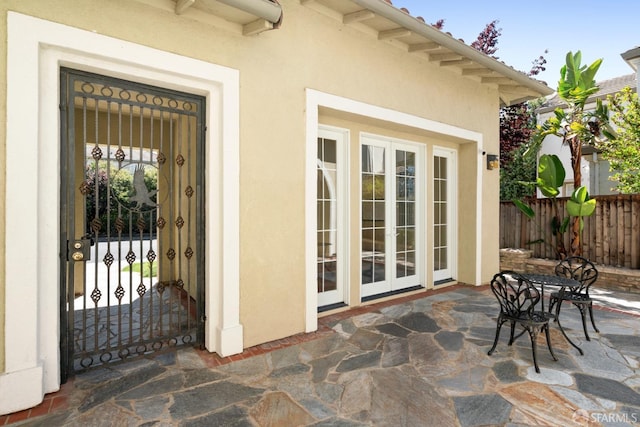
[557,51,601,108]
[524,51,611,256]
[567,186,596,233]
[536,153,565,198]
[513,154,568,257]
[514,153,565,216]
[513,154,597,258]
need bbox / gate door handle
[68,238,92,262]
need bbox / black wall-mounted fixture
[486,154,499,170]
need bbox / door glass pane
[434,156,448,273]
[396,149,416,280]
[362,145,385,174]
[362,144,386,285]
[396,252,406,278]
[439,181,447,202]
[317,138,338,294]
[396,201,406,226]
[406,251,416,276]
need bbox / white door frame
[317,126,349,307]
[305,89,484,334]
[432,147,458,283]
[2,12,242,414]
[359,134,425,298]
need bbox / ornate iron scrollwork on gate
[60,68,205,377]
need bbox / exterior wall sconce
[486,154,499,170]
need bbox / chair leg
[588,302,599,333]
[527,327,541,373]
[508,321,517,345]
[548,296,557,317]
[575,303,591,341]
[488,317,505,356]
[544,324,558,361]
[556,309,584,356]
[553,296,562,322]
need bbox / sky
[391,1,639,87]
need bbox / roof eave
[351,0,553,104]
[621,47,640,72]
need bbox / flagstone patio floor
[3,284,640,426]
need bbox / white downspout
[175,0,282,28]
[218,0,282,24]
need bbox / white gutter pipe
[218,0,282,25]
[351,0,553,101]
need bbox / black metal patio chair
[487,271,557,373]
[550,256,599,341]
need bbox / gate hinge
[200,314,207,323]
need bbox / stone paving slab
[13,286,640,426]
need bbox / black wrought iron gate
[60,68,206,380]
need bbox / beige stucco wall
[0,0,503,370]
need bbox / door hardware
[67,237,93,262]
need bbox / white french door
[433,147,457,283]
[361,135,423,298]
[317,128,347,307]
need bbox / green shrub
[84,160,158,238]
[122,261,157,278]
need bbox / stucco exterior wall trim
[304,89,484,333]
[2,12,242,415]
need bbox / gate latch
[68,237,93,262]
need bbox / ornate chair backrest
[490,271,540,318]
[554,256,598,295]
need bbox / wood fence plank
[505,207,510,248]
[500,206,506,248]
[588,200,596,261]
[528,201,535,254]
[541,199,548,258]
[551,200,556,259]
[624,196,632,268]
[511,204,517,248]
[559,198,568,259]
[603,199,611,266]
[633,198,640,269]
[500,195,640,269]
[534,200,540,255]
[594,200,603,264]
[511,205,516,246]
[617,198,625,267]
[515,206,522,248]
[583,205,590,260]
[519,210,526,249]
[588,204,596,261]
[498,206,502,247]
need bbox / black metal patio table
[522,273,585,355]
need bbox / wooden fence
[500,194,640,269]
